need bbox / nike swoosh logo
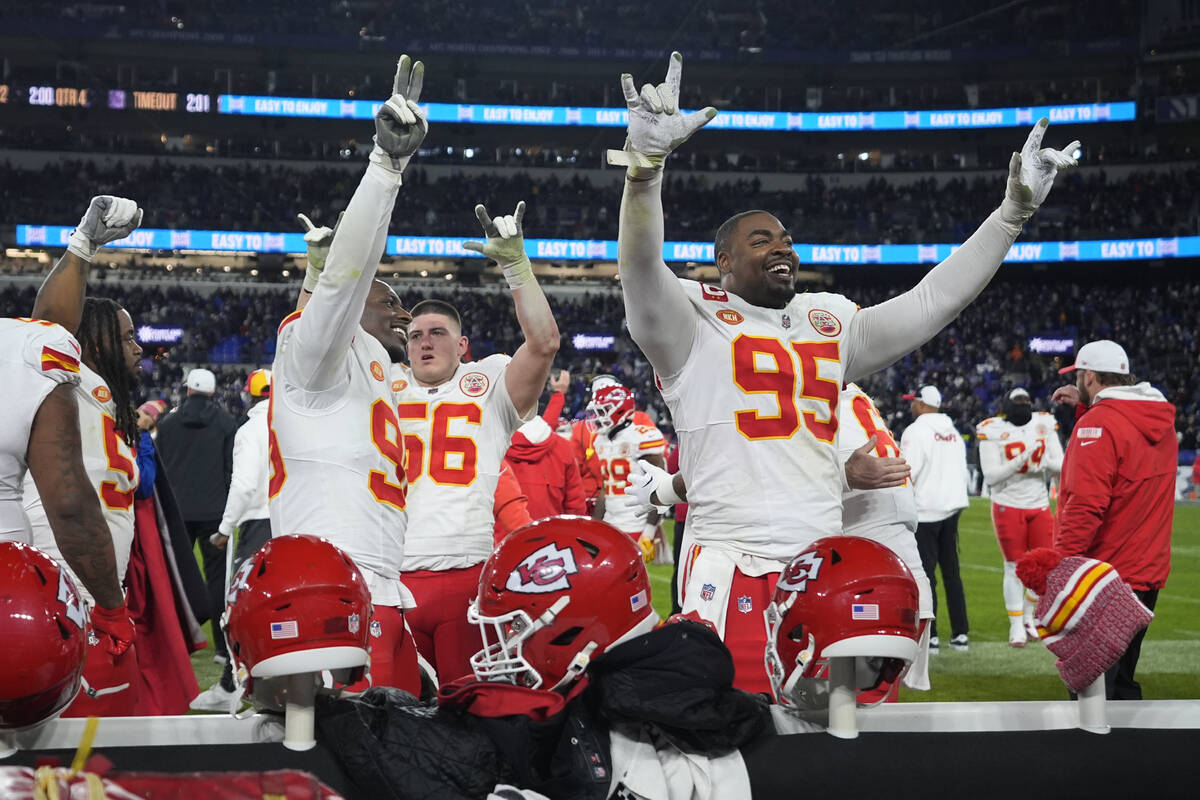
[1079,440,1098,446]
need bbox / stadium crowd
[16,1,1141,53]
[1,275,1195,449]
[4,160,1198,244]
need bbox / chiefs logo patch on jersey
[92,386,112,403]
[392,379,408,392]
[808,309,842,337]
[370,361,386,382]
[716,309,744,325]
[506,543,579,593]
[459,371,490,397]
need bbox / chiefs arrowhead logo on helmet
[507,543,579,593]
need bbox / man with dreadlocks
[21,194,146,716]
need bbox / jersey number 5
[396,401,482,486]
[731,336,840,443]
[99,414,136,511]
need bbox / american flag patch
[270,620,299,639]
[629,589,648,612]
[851,604,879,621]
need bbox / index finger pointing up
[393,54,411,97]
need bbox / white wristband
[67,230,96,262]
[640,522,657,539]
[654,473,684,506]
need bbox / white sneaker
[190,684,236,712]
[1008,621,1027,648]
[949,634,969,652]
[1025,620,1041,643]
[928,636,940,653]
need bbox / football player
[610,51,1079,690]
[15,196,144,715]
[396,200,559,685]
[587,383,668,559]
[268,55,428,694]
[976,387,1064,646]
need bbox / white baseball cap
[1058,340,1129,375]
[186,368,217,394]
[902,385,941,409]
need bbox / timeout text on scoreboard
[15,226,1199,265]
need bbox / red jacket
[1054,384,1177,590]
[507,423,587,521]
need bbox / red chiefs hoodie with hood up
[1054,383,1178,590]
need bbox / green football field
[192,499,1200,703]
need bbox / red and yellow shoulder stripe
[41,345,80,374]
[277,309,304,334]
[639,438,667,451]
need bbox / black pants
[670,518,686,615]
[1105,588,1158,700]
[187,518,229,657]
[916,511,969,640]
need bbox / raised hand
[607,51,717,171]
[68,195,143,261]
[463,201,534,289]
[371,54,429,172]
[1001,118,1081,224]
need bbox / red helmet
[586,384,635,435]
[469,516,658,690]
[764,536,919,710]
[225,535,372,689]
[0,542,88,730]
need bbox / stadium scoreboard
[0,84,213,113]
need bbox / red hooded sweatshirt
[506,416,587,520]
[1054,383,1177,590]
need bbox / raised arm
[611,52,717,378]
[844,120,1080,382]
[32,196,142,331]
[464,201,559,419]
[285,55,428,391]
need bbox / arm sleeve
[1041,429,1065,475]
[617,172,697,378]
[282,164,400,392]
[978,438,1033,485]
[134,432,157,500]
[541,392,565,426]
[1053,434,1116,556]
[217,426,257,537]
[493,462,533,540]
[843,210,1023,382]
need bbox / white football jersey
[976,412,1063,509]
[0,318,82,541]
[269,309,411,606]
[837,383,917,537]
[658,281,859,562]
[595,420,667,534]
[397,356,525,571]
[24,363,139,606]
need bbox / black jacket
[155,394,237,521]
[317,620,771,799]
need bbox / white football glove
[297,211,342,293]
[622,460,681,513]
[67,195,143,261]
[1000,118,1081,225]
[462,201,534,290]
[607,51,717,174]
[370,54,429,176]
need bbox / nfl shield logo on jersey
[737,595,753,614]
[781,313,791,329]
[370,619,382,638]
[700,583,717,601]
